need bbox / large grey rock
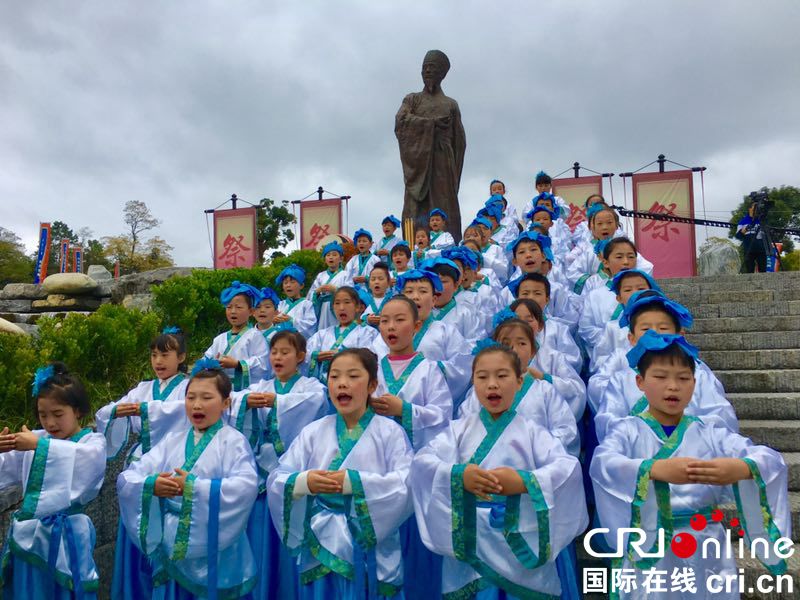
[87,264,113,281]
[697,237,742,276]
[31,294,104,311]
[0,298,32,312]
[0,283,47,300]
[122,293,153,311]
[0,317,27,335]
[111,267,197,303]
[41,272,99,295]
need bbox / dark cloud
[2,1,799,264]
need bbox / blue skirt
[112,518,154,600]
[399,516,442,600]
[2,553,97,600]
[555,542,580,600]
[153,580,254,599]
[299,571,404,600]
[248,491,299,600]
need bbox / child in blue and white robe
[307,241,351,331]
[275,264,318,339]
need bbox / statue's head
[421,50,450,91]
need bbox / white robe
[375,354,453,451]
[204,326,268,390]
[433,298,482,346]
[499,279,581,326]
[411,410,587,598]
[577,285,619,351]
[95,374,190,462]
[267,413,413,593]
[343,252,381,285]
[537,316,582,373]
[277,297,318,339]
[458,375,579,457]
[455,281,498,339]
[0,429,106,591]
[565,240,654,288]
[427,231,456,258]
[591,415,790,599]
[591,317,630,374]
[589,350,739,441]
[307,322,379,381]
[481,243,511,286]
[307,268,352,331]
[372,235,401,256]
[530,350,587,422]
[372,318,473,402]
[229,375,328,488]
[117,423,258,596]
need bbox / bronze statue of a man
[395,50,466,242]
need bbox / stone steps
[687,331,800,351]
[729,393,800,420]
[692,300,800,320]
[689,316,800,334]
[700,349,800,371]
[716,370,800,393]
[739,420,800,452]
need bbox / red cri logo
[669,509,740,558]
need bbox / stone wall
[0,267,197,334]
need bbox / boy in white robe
[590,291,738,442]
[361,261,394,328]
[372,215,402,258]
[420,257,482,346]
[411,344,587,599]
[204,280,268,391]
[274,263,318,339]
[344,228,381,286]
[591,332,789,599]
[307,241,351,331]
[489,178,521,232]
[427,208,456,257]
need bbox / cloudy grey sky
[2,1,799,266]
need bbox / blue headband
[485,194,505,208]
[472,337,503,356]
[587,203,607,220]
[32,365,56,397]
[420,257,462,276]
[525,205,557,222]
[275,263,306,286]
[259,287,280,308]
[353,285,373,308]
[506,231,554,261]
[382,215,401,228]
[593,238,612,256]
[220,280,262,307]
[395,269,443,294]
[471,217,492,230]
[620,290,694,329]
[443,246,478,271]
[478,205,503,221]
[535,170,549,180]
[162,326,181,335]
[429,208,448,220]
[353,228,373,242]
[626,330,699,370]
[492,307,519,330]
[321,241,344,257]
[609,269,662,295]
[191,357,223,376]
[392,240,410,250]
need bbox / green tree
[123,200,160,260]
[0,227,34,285]
[257,198,296,262]
[728,186,800,254]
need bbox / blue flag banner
[73,247,83,273]
[33,223,52,284]
[59,239,70,273]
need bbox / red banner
[213,207,259,269]
[300,198,343,249]
[551,176,603,232]
[632,170,697,278]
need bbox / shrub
[0,332,39,429]
[151,249,325,357]
[36,304,162,417]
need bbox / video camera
[749,190,774,220]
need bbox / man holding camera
[735,200,768,273]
